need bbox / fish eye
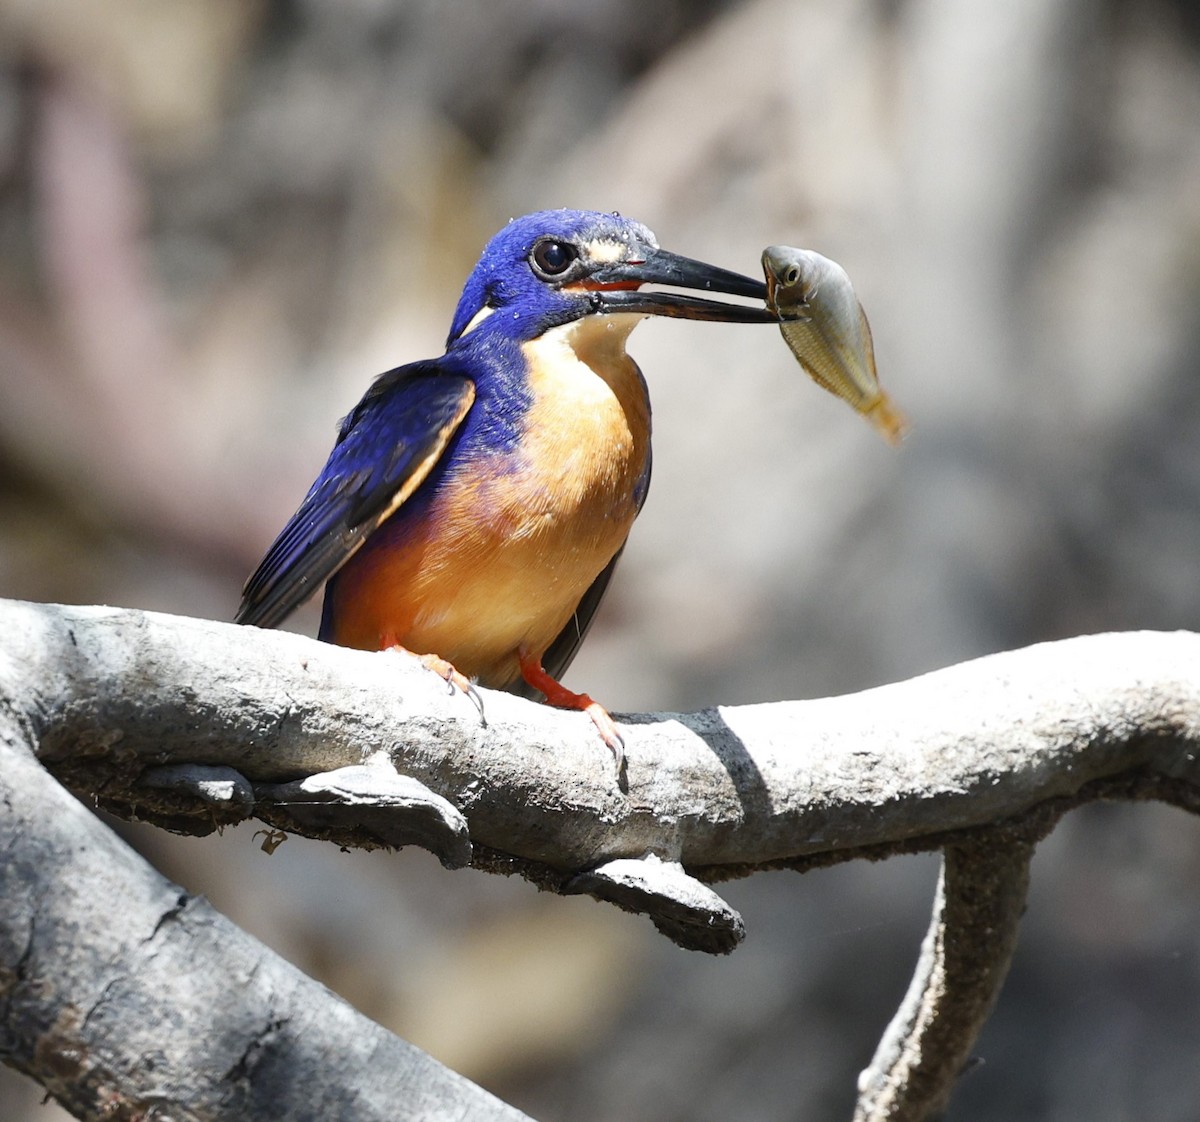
[531,239,578,278]
[782,265,802,287]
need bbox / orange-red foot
[518,652,624,769]
[381,634,486,726]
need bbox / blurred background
[2,0,1200,1118]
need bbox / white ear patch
[458,305,495,338]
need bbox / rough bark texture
[9,601,1200,875]
[4,598,1200,1121]
[854,835,1037,1122]
[0,713,530,1122]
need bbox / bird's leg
[517,652,624,768]
[380,632,486,726]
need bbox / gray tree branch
[3,598,1200,1121]
[0,704,531,1122]
[854,834,1036,1122]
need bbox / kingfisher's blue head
[445,209,771,348]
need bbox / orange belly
[324,316,651,688]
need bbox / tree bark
[4,598,1200,1121]
[7,601,1197,872]
[0,710,531,1122]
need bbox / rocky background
[2,1,1200,1119]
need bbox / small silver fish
[762,245,908,445]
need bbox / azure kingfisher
[236,209,775,762]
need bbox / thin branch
[854,832,1038,1122]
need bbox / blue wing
[236,361,476,629]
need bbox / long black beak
[588,247,776,323]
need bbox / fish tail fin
[866,393,910,446]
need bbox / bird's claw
[516,651,624,772]
[382,639,487,727]
[417,653,488,726]
[582,700,625,771]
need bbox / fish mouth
[585,246,776,323]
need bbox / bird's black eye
[531,239,578,278]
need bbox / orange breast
[325,315,651,688]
